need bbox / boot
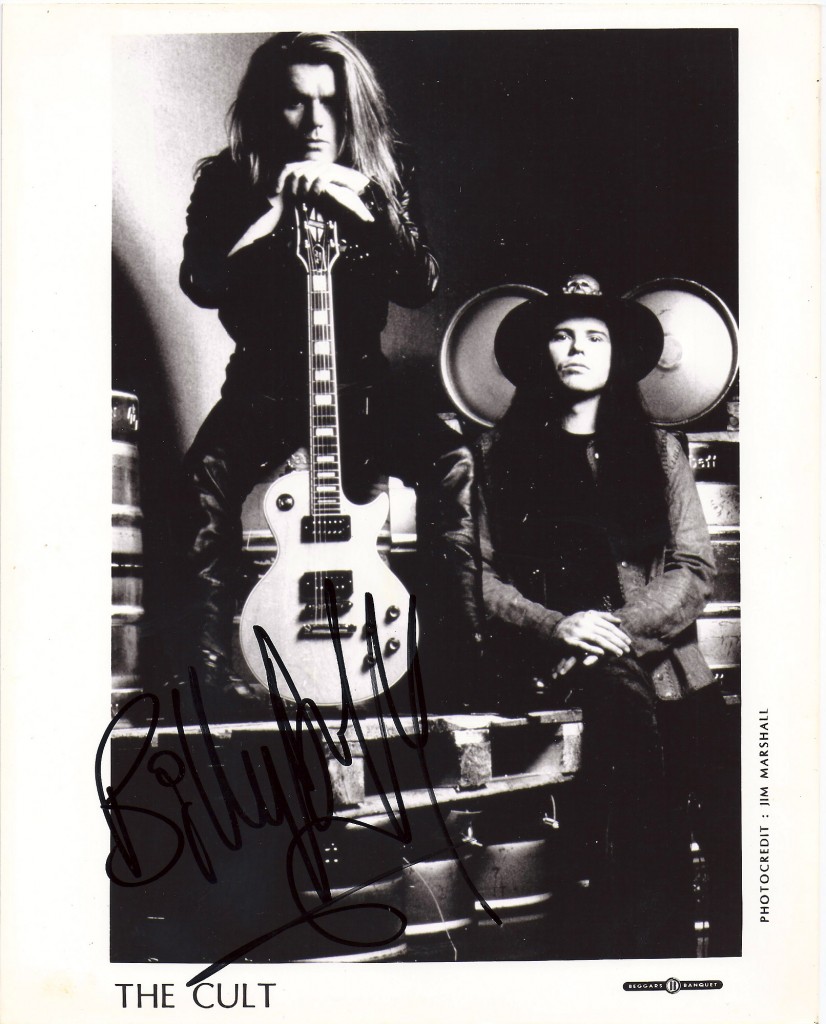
[178,580,270,724]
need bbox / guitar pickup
[301,515,351,543]
[299,623,357,639]
[299,570,353,605]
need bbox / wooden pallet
[113,708,583,818]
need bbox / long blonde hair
[228,33,402,222]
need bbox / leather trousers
[562,660,731,958]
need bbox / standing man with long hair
[179,32,452,716]
[446,273,734,956]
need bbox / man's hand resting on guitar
[228,161,375,257]
[275,161,375,222]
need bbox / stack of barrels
[688,431,740,698]
[111,391,144,718]
[402,799,558,962]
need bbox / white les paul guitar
[239,204,414,706]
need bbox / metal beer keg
[111,391,143,717]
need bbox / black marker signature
[96,584,499,982]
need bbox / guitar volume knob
[276,494,294,511]
[385,638,401,655]
[385,605,401,622]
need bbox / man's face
[547,317,612,395]
[279,63,342,162]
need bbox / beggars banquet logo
[623,978,724,994]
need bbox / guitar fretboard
[302,208,343,521]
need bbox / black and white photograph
[1,5,820,1023]
[110,25,741,968]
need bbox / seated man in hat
[445,274,730,957]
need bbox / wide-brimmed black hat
[494,274,664,386]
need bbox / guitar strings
[304,206,342,618]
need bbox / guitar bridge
[299,623,357,639]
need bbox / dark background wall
[361,30,737,325]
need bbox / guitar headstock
[295,203,340,276]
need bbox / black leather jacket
[443,428,716,702]
[180,148,439,400]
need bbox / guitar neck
[301,206,343,516]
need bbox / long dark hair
[592,374,670,557]
[222,33,402,221]
[489,357,670,561]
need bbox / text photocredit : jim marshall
[758,708,769,924]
